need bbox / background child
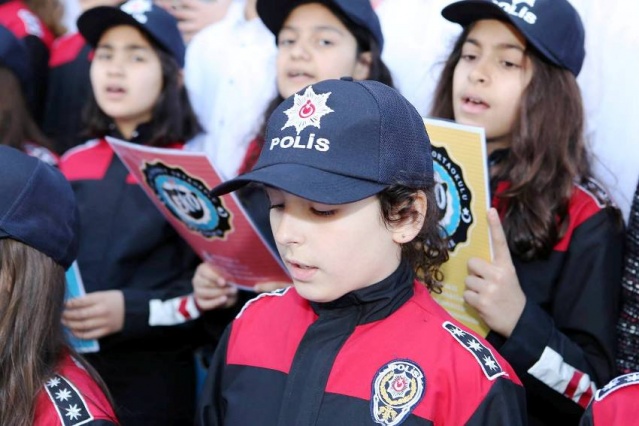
[430,0,624,423]
[58,1,210,424]
[0,24,58,165]
[0,146,117,425]
[196,77,527,425]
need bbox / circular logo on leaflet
[431,145,473,251]
[143,162,231,239]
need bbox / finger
[464,275,485,293]
[196,263,227,286]
[463,289,481,310]
[62,304,101,321]
[466,257,493,278]
[487,208,513,265]
[65,296,95,310]
[195,294,229,311]
[64,316,105,333]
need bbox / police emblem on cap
[121,0,152,23]
[370,359,425,426]
[443,321,505,380]
[143,162,232,239]
[431,146,473,252]
[281,86,334,135]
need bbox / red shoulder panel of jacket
[60,139,113,181]
[492,180,609,252]
[591,373,639,425]
[0,0,54,47]
[49,32,87,67]
[227,287,317,374]
[324,283,522,424]
[33,352,117,425]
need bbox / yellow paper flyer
[424,118,492,337]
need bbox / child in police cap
[430,0,624,423]
[59,0,208,424]
[196,78,527,425]
[0,146,118,425]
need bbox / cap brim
[212,163,388,205]
[257,0,301,37]
[442,0,563,69]
[78,7,143,46]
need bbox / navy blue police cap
[442,0,585,76]
[211,77,433,204]
[78,0,185,68]
[258,0,384,51]
[0,25,32,90]
[0,146,79,269]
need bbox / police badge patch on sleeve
[142,162,232,239]
[443,321,505,380]
[370,359,426,426]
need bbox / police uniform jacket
[34,352,117,425]
[197,262,527,425]
[59,128,212,425]
[487,178,624,425]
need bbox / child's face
[266,188,402,303]
[90,25,163,137]
[452,19,533,152]
[276,2,371,99]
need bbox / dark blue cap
[442,0,585,76]
[78,0,185,68]
[211,78,433,204]
[258,0,384,51]
[0,146,79,269]
[0,25,31,90]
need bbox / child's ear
[391,191,427,244]
[353,51,372,81]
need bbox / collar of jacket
[108,121,154,144]
[309,261,414,325]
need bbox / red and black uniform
[487,178,624,425]
[579,372,639,425]
[34,352,118,425]
[197,262,527,425]
[59,127,214,425]
[0,0,53,123]
[43,32,93,154]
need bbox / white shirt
[185,1,277,180]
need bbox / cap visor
[212,163,388,205]
[78,7,145,47]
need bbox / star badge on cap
[121,0,152,24]
[281,86,334,135]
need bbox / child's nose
[468,60,490,84]
[273,212,304,246]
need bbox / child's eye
[95,51,112,60]
[132,54,147,63]
[269,203,284,210]
[278,38,295,47]
[460,53,477,62]
[317,39,333,47]
[500,60,521,69]
[311,207,336,217]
